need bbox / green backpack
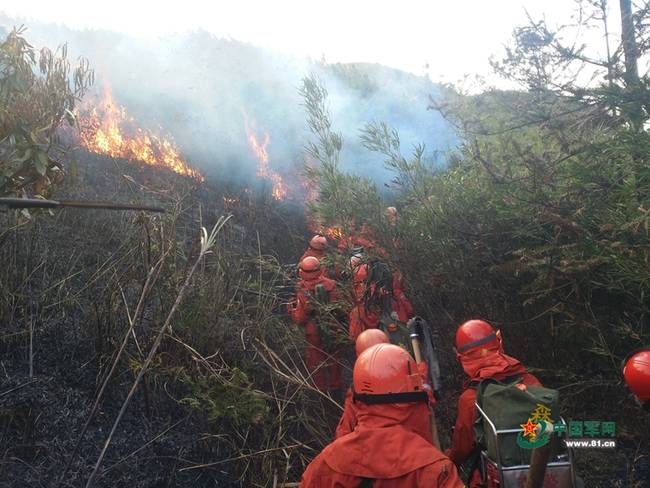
[474,376,560,467]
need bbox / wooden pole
[526,423,556,488]
[525,441,552,488]
[410,335,442,450]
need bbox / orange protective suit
[337,224,385,256]
[288,273,342,391]
[301,400,463,487]
[335,362,435,439]
[392,272,414,322]
[334,388,356,439]
[347,304,380,341]
[347,295,413,340]
[447,350,541,487]
[347,264,414,341]
[300,246,326,263]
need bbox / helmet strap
[457,331,498,353]
[352,390,428,405]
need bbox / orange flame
[244,117,286,200]
[324,226,344,240]
[78,87,203,181]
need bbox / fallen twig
[179,443,303,471]
[0,379,38,398]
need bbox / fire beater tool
[0,197,165,213]
[408,315,443,449]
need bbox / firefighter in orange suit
[447,319,541,487]
[301,343,463,488]
[301,234,328,262]
[288,256,342,392]
[335,329,390,438]
[348,261,414,340]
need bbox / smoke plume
[0,15,456,191]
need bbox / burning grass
[244,115,288,201]
[78,86,204,182]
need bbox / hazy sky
[4,0,620,84]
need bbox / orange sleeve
[290,292,311,325]
[447,388,478,466]
[334,389,357,438]
[348,307,363,340]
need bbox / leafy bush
[0,26,93,197]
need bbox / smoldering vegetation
[0,152,338,487]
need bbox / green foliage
[302,4,650,483]
[300,75,382,233]
[0,26,93,198]
[179,367,269,425]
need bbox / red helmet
[299,256,321,281]
[455,319,500,354]
[355,329,389,356]
[309,235,328,251]
[353,343,427,404]
[623,348,650,405]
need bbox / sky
[3,0,622,85]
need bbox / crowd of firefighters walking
[287,209,650,488]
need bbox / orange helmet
[299,256,321,281]
[309,235,328,251]
[353,343,427,405]
[623,348,650,406]
[455,319,500,354]
[355,329,389,356]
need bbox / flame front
[244,118,287,200]
[78,87,203,181]
[324,226,344,240]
